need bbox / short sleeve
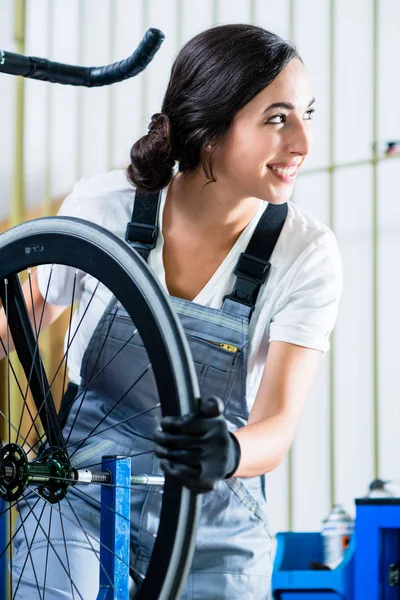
[269,231,343,353]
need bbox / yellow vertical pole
[39,0,55,377]
[76,1,84,181]
[11,0,26,228]
[107,0,116,171]
[7,0,26,447]
[3,4,27,597]
[140,0,149,129]
[43,0,54,219]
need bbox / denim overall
[12,191,287,600]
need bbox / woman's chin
[266,187,294,205]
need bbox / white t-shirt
[37,169,342,412]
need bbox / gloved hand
[153,396,241,493]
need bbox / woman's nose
[287,119,313,157]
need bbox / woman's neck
[165,169,261,240]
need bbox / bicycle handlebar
[0,28,164,87]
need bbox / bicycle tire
[0,216,202,600]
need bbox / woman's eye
[304,108,316,120]
[266,114,286,124]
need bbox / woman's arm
[154,340,322,491]
[0,270,68,359]
[233,340,321,478]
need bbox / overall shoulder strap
[125,190,162,261]
[223,202,288,316]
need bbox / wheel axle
[0,444,165,503]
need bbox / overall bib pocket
[186,333,241,406]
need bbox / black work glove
[153,396,241,493]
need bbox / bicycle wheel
[0,216,202,600]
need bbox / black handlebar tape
[0,49,31,76]
[0,28,164,87]
[198,396,224,418]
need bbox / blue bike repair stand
[97,456,131,600]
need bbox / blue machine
[354,498,400,600]
[271,497,400,600]
[271,531,355,599]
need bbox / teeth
[269,165,297,176]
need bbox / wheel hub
[0,443,74,504]
[0,443,29,501]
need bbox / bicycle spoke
[42,279,100,397]
[6,279,13,600]
[42,505,53,600]
[1,275,64,450]
[65,405,160,461]
[59,273,78,435]
[24,490,86,600]
[0,336,40,450]
[15,269,49,446]
[18,267,55,447]
[27,269,39,336]
[8,270,52,446]
[12,499,46,600]
[36,330,150,464]
[34,337,145,466]
[0,493,39,561]
[82,404,161,442]
[64,495,123,598]
[64,305,123,447]
[0,336,43,447]
[59,510,76,600]
[23,485,128,599]
[0,408,39,457]
[5,279,11,446]
[20,279,100,451]
[28,486,131,572]
[68,364,153,459]
[81,450,155,472]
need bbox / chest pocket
[186,332,242,407]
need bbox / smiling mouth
[267,164,299,183]
[268,164,298,177]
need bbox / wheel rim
[0,216,201,600]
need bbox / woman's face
[211,58,315,204]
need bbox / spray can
[365,478,394,499]
[321,504,354,569]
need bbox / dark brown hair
[127,24,300,192]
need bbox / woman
[11,23,342,599]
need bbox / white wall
[0,0,399,535]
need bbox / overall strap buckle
[222,202,287,318]
[223,253,271,310]
[125,222,159,248]
[125,190,161,261]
